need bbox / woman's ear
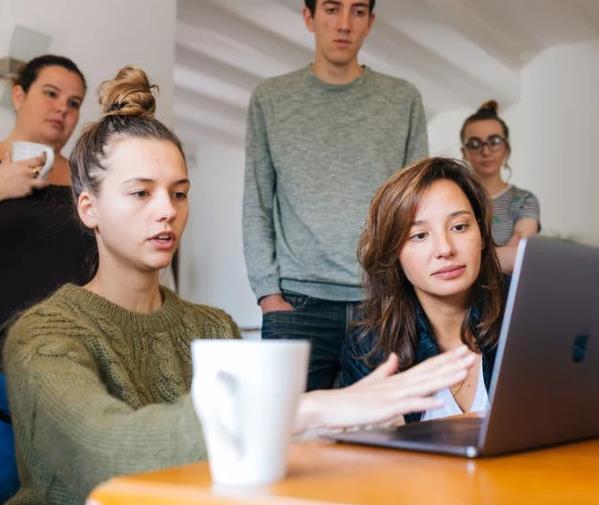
[11,85,26,112]
[78,191,98,230]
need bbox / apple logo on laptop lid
[572,334,590,363]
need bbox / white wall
[0,0,176,144]
[428,107,471,158]
[179,141,261,330]
[429,39,599,247]
[519,40,599,245]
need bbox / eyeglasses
[463,134,507,153]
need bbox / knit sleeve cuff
[253,275,281,303]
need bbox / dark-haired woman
[3,67,474,505]
[460,100,540,272]
[342,157,507,423]
[0,54,95,338]
[0,55,95,502]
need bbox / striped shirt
[492,185,540,246]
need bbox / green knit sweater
[3,284,240,505]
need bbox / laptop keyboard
[332,415,484,456]
[390,415,483,445]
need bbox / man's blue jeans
[261,292,359,391]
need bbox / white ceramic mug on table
[191,339,309,487]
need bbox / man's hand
[260,294,294,314]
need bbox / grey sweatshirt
[243,66,428,302]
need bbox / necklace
[451,354,480,396]
[450,378,472,396]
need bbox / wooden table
[87,438,599,505]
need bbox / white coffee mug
[191,339,309,487]
[12,141,55,180]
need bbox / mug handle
[213,370,244,458]
[37,147,55,180]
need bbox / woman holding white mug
[0,54,95,315]
[0,54,95,344]
[0,55,95,501]
[3,65,475,505]
[0,55,86,197]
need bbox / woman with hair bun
[460,100,540,272]
[3,66,474,505]
[0,54,94,502]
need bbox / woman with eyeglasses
[460,100,540,272]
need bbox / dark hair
[460,100,509,143]
[356,157,504,371]
[13,54,87,92]
[304,0,375,16]
[70,65,185,201]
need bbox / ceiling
[174,0,599,150]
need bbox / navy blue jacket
[341,304,499,424]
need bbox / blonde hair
[69,65,184,200]
[99,65,157,119]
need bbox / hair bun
[477,100,498,115]
[99,65,158,119]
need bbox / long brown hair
[356,157,504,370]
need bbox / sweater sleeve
[4,314,207,503]
[242,88,281,302]
[225,311,242,339]
[403,88,429,165]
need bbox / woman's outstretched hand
[294,345,476,436]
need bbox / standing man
[243,0,428,391]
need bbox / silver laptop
[332,237,599,457]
